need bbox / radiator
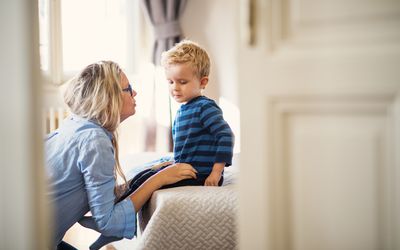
[43,107,68,134]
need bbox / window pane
[38,0,49,72]
[61,0,129,72]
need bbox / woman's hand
[150,160,174,170]
[156,163,197,186]
[129,163,197,212]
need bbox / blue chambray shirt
[45,115,136,246]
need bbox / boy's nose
[171,83,179,90]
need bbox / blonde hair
[161,40,210,78]
[64,60,127,197]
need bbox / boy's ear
[200,76,209,89]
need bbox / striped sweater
[172,96,234,174]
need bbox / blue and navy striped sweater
[172,96,234,174]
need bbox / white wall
[181,0,240,106]
[181,0,241,153]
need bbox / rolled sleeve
[78,132,137,238]
[118,199,136,238]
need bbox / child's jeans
[117,165,224,202]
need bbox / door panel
[289,114,382,250]
[238,0,400,249]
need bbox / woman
[45,61,197,249]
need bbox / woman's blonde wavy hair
[64,60,127,197]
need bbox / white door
[0,0,49,249]
[238,0,400,249]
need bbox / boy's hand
[205,163,224,186]
[204,171,222,186]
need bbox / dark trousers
[56,241,78,250]
[117,166,224,203]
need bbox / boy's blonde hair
[64,60,127,197]
[161,40,210,79]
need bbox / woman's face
[120,72,137,122]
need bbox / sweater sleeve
[200,103,234,166]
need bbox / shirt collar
[183,95,204,106]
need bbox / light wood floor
[63,223,139,249]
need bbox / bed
[115,152,239,250]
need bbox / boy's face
[164,63,208,104]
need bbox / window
[38,0,50,72]
[38,0,144,85]
[63,0,129,72]
[38,0,169,154]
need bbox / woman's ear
[200,76,209,89]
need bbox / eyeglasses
[122,84,133,97]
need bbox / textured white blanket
[138,162,238,250]
[136,184,238,250]
[117,153,239,250]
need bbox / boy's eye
[179,80,187,84]
[167,80,173,84]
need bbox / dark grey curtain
[140,0,187,151]
[140,0,187,65]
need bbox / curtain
[140,0,187,65]
[140,0,187,151]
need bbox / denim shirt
[45,115,136,246]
